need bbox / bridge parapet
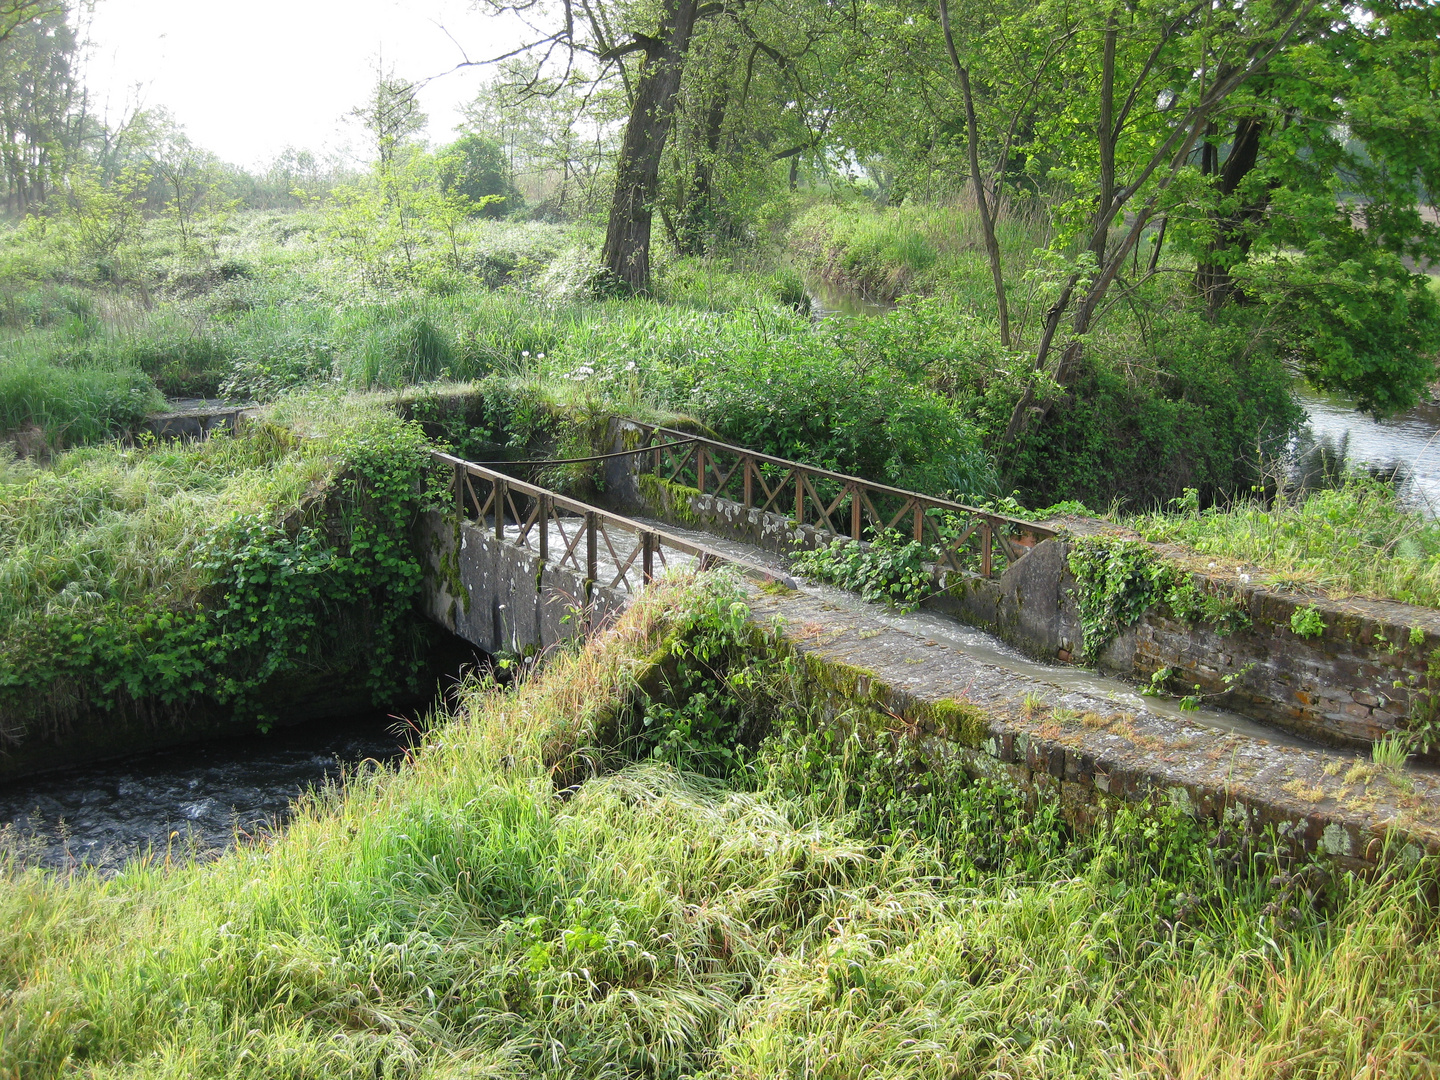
[422,450,789,654]
[627,422,1055,578]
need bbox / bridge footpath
[418,434,1440,870]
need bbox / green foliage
[1164,577,1252,636]
[670,326,996,499]
[0,410,435,733]
[636,578,775,775]
[0,353,163,447]
[1291,605,1327,640]
[1132,478,1440,609]
[791,531,932,611]
[1068,536,1248,662]
[1242,244,1440,418]
[1001,316,1304,508]
[1067,537,1172,661]
[435,133,516,218]
[4,580,1434,1077]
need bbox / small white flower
[521,350,530,358]
[537,353,546,360]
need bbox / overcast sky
[82,0,524,168]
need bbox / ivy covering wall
[0,408,437,745]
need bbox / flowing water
[1297,387,1440,515]
[0,711,422,873]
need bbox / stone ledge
[745,584,1440,871]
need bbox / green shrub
[791,531,932,610]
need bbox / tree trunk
[677,71,731,256]
[938,0,1012,347]
[600,0,701,293]
[1194,116,1265,313]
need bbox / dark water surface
[0,711,419,873]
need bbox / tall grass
[789,199,1050,306]
[0,404,354,628]
[1132,478,1440,605]
[0,574,1436,1078]
[0,354,163,449]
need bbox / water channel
[0,710,426,873]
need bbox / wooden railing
[432,450,782,596]
[627,422,1057,578]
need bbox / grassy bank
[1,574,1435,1077]
[0,397,436,747]
[1130,479,1440,607]
[1,201,1308,511]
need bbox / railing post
[981,518,992,578]
[642,531,656,582]
[743,457,753,509]
[795,472,804,526]
[494,477,506,541]
[453,462,463,520]
[850,483,861,541]
[696,446,706,494]
[585,511,598,587]
[913,503,923,543]
[538,494,550,562]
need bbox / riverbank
[0,398,439,779]
[1,574,1436,1078]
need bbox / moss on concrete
[925,697,991,748]
[637,473,702,526]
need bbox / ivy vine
[1067,536,1251,662]
[0,414,437,737]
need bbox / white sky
[81,0,525,169]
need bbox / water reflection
[1297,388,1440,515]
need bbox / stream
[0,710,423,873]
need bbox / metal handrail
[431,450,788,594]
[626,421,1058,578]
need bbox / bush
[1000,318,1303,509]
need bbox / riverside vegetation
[2,575,1438,1078]
[4,0,1440,1065]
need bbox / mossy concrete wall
[635,486,1440,752]
[745,583,1440,874]
[934,526,1440,752]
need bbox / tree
[0,0,80,214]
[0,0,58,45]
[467,0,823,291]
[350,69,427,172]
[1168,0,1440,415]
[435,132,515,217]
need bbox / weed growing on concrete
[791,530,931,611]
[1372,734,1413,771]
[1291,605,1327,639]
